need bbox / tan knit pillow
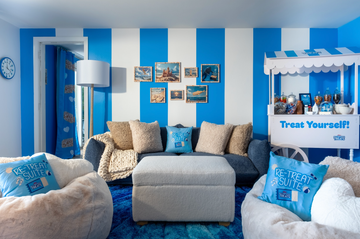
[107,121,134,150]
[195,121,234,155]
[129,120,163,154]
[225,123,253,156]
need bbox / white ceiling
[1,0,360,29]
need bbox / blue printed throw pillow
[0,154,60,197]
[258,152,329,221]
[165,126,193,153]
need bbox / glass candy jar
[287,92,296,104]
[333,87,341,104]
[314,91,323,106]
[324,88,332,102]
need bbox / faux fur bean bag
[0,153,113,239]
[242,175,360,239]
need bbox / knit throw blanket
[83,132,138,182]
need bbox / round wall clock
[0,57,16,79]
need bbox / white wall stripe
[56,28,83,37]
[225,28,253,125]
[112,29,140,122]
[168,28,197,127]
[281,28,310,99]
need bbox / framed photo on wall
[299,93,312,106]
[186,85,208,103]
[150,88,166,103]
[184,67,198,78]
[170,90,184,100]
[155,62,180,83]
[201,64,219,83]
[134,66,152,82]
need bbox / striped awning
[264,47,360,75]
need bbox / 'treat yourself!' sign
[280,120,350,129]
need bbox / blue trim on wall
[253,28,281,140]
[20,28,56,156]
[139,29,168,127]
[45,45,57,155]
[308,28,338,163]
[83,29,112,135]
[196,29,225,127]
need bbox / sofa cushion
[106,121,135,150]
[225,123,253,156]
[129,120,163,154]
[165,126,193,153]
[84,138,105,172]
[195,121,234,155]
[181,152,259,185]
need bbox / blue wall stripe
[347,46,360,53]
[20,28,56,156]
[253,28,281,140]
[308,28,338,163]
[140,29,168,127]
[83,29,112,135]
[196,29,225,127]
[45,45,57,155]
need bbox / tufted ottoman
[132,156,235,224]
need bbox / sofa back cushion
[129,120,163,154]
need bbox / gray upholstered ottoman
[132,156,235,224]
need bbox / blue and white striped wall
[20,27,360,162]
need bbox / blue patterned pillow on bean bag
[258,152,329,221]
[0,154,60,197]
[165,126,193,153]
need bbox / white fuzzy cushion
[311,177,360,234]
[32,152,94,188]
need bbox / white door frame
[33,36,89,154]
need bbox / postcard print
[186,85,208,103]
[170,90,184,101]
[134,66,152,82]
[150,88,166,103]
[184,67,198,78]
[155,62,180,83]
[201,64,219,83]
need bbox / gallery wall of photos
[134,62,220,104]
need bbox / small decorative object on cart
[280,92,287,103]
[287,92,296,104]
[314,91,323,106]
[319,101,333,115]
[274,101,286,114]
[312,103,319,114]
[333,87,341,104]
[304,105,308,114]
[296,100,304,114]
[324,88,332,102]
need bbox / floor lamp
[76,60,110,137]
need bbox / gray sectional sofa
[84,125,271,186]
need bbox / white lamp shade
[76,60,110,87]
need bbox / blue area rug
[107,185,251,239]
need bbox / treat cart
[265,47,360,161]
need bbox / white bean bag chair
[242,156,360,239]
[0,153,113,239]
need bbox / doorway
[33,37,88,154]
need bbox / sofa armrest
[247,139,270,177]
[83,138,106,172]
